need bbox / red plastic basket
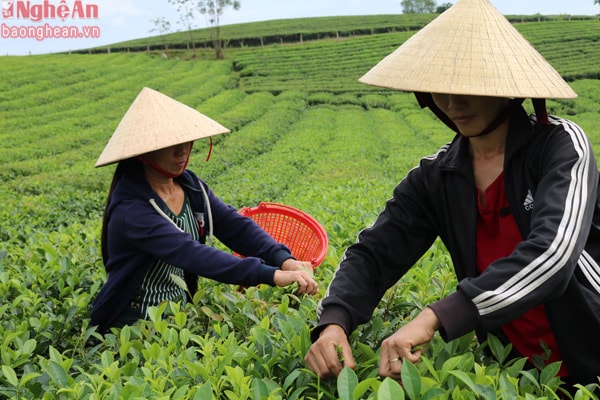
[237,202,328,268]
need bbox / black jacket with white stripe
[315,106,600,383]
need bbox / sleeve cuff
[310,305,353,342]
[271,249,294,267]
[256,264,279,286]
[428,290,480,341]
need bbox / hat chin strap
[414,93,547,137]
[471,98,524,138]
[532,98,549,125]
[137,142,194,179]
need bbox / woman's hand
[379,307,440,378]
[273,269,318,295]
[281,258,313,271]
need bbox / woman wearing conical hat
[305,0,600,386]
[90,87,317,333]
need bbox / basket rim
[238,202,328,267]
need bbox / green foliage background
[1,15,600,399]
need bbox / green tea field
[1,15,600,399]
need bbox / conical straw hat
[96,87,230,167]
[359,0,576,99]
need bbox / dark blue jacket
[90,168,292,332]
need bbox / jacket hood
[108,166,201,220]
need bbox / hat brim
[359,0,577,99]
[96,87,230,167]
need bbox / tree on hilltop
[199,0,241,59]
[167,0,241,59]
[436,2,453,13]
[168,0,198,51]
[150,17,172,52]
[401,0,437,14]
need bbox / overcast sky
[2,0,599,56]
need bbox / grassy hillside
[82,13,597,54]
[2,15,600,399]
[83,14,437,53]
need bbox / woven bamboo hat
[96,87,230,167]
[359,0,576,99]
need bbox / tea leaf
[337,366,358,400]
[194,381,213,400]
[401,359,421,400]
[45,361,69,387]
[1,365,18,387]
[377,377,405,400]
